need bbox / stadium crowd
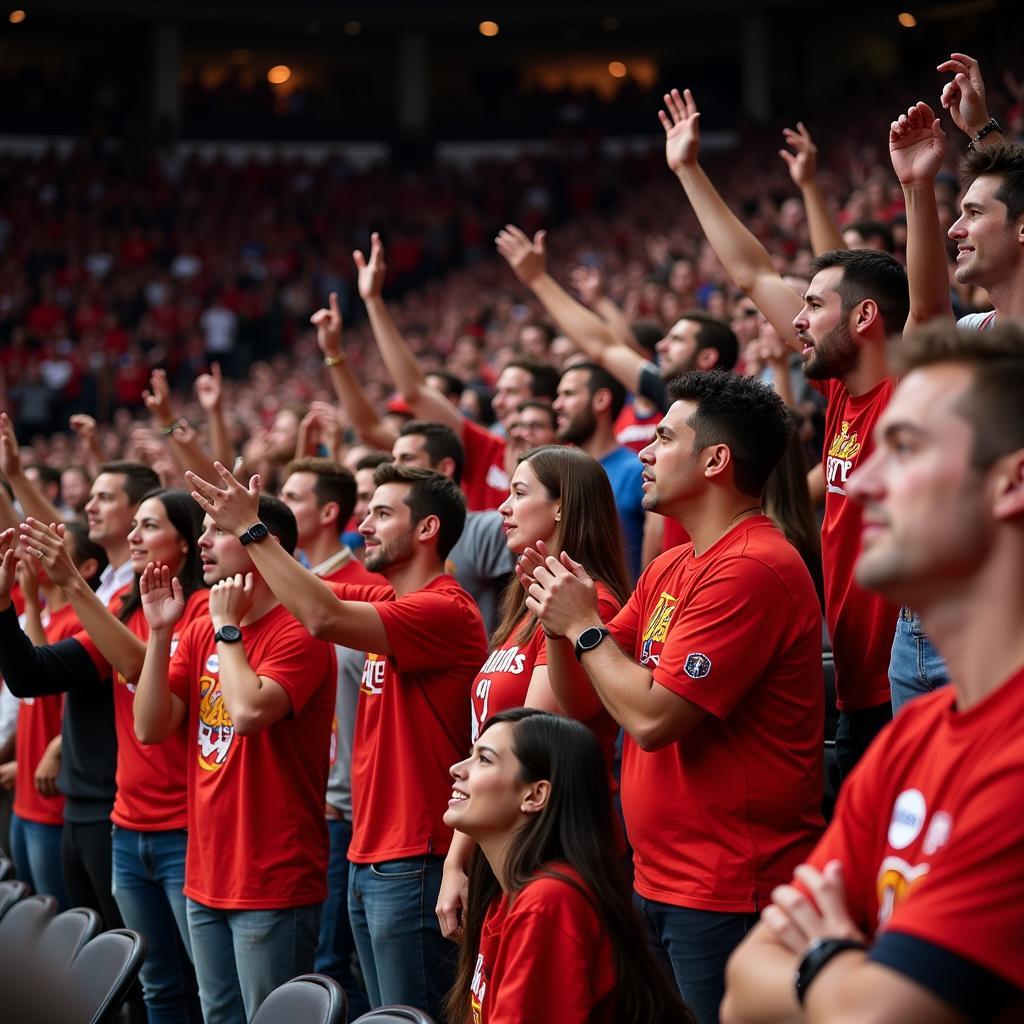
[1,47,1023,1024]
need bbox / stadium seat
[0,878,31,920]
[0,893,57,952]
[0,855,13,880]
[251,973,347,1024]
[66,928,147,1024]
[38,907,102,974]
[822,651,840,821]
[352,1008,437,1024]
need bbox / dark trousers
[835,702,893,783]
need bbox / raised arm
[194,363,235,468]
[186,464,391,653]
[311,291,398,451]
[69,415,105,477]
[0,413,65,526]
[779,122,846,257]
[938,52,1003,149]
[889,102,954,330]
[142,369,219,483]
[355,234,463,432]
[661,88,804,349]
[570,265,642,352]
[495,226,648,392]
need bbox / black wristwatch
[214,625,243,644]
[795,937,868,1004]
[238,522,270,547]
[574,625,610,662]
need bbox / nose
[358,513,374,536]
[846,447,884,506]
[498,493,512,517]
[792,309,809,333]
[84,494,98,512]
[947,215,966,241]
[638,441,655,466]
[449,756,469,780]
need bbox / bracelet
[967,117,1003,152]
[160,419,183,437]
[323,354,346,367]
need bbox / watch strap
[573,626,610,662]
[795,937,868,1004]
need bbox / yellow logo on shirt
[640,591,678,666]
[826,421,862,496]
[197,676,235,771]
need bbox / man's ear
[318,500,341,529]
[695,348,720,371]
[703,443,732,481]
[853,298,880,336]
[436,456,456,481]
[417,514,441,545]
[992,450,1024,521]
[592,387,612,415]
[520,779,550,815]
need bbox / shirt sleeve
[637,362,669,412]
[607,577,645,657]
[251,619,334,717]
[167,620,199,708]
[376,589,479,674]
[651,557,796,718]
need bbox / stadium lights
[608,61,628,79]
[898,12,917,27]
[267,65,292,85]
[8,9,26,23]
[479,20,500,37]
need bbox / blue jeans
[634,893,758,1024]
[348,856,454,1020]
[186,898,321,1024]
[890,608,950,713]
[9,815,68,910]
[111,826,201,1024]
[316,819,370,1017]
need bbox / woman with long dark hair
[438,445,632,940]
[444,708,694,1024]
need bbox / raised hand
[140,561,186,633]
[309,400,343,456]
[659,87,702,173]
[17,518,78,587]
[142,368,175,426]
[15,556,40,607]
[889,102,946,187]
[186,462,261,537]
[938,52,991,137]
[69,413,98,444]
[296,408,323,457]
[495,225,547,286]
[779,122,819,189]
[353,233,386,301]
[0,527,20,606]
[195,362,224,412]
[209,572,255,630]
[310,292,343,357]
[569,265,604,306]
[523,547,600,642]
[0,412,22,478]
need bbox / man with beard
[554,363,646,579]
[184,461,488,1021]
[660,87,914,779]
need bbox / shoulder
[508,868,598,925]
[956,311,996,331]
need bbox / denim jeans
[633,893,758,1024]
[111,826,201,1024]
[835,702,893,783]
[9,814,68,909]
[348,855,454,1020]
[889,608,950,713]
[316,819,370,1017]
[186,898,321,1024]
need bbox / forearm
[801,182,845,256]
[540,638,604,720]
[444,828,476,873]
[21,599,46,645]
[0,604,99,697]
[594,295,642,351]
[206,407,235,468]
[8,470,64,527]
[214,641,274,735]
[720,926,804,1024]
[167,431,218,483]
[326,360,399,451]
[0,484,18,532]
[903,183,954,329]
[64,575,146,681]
[530,274,622,360]
[768,361,798,409]
[134,631,178,742]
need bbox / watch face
[249,523,269,541]
[216,625,242,643]
[579,626,606,649]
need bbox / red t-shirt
[462,419,509,512]
[471,866,617,1024]
[803,666,1024,991]
[614,402,659,454]
[336,574,488,863]
[812,377,900,711]
[76,587,209,831]
[168,603,336,909]
[608,516,824,912]
[12,603,80,825]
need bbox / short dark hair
[515,399,557,428]
[563,362,627,420]
[425,370,465,402]
[667,371,793,497]
[258,495,298,556]
[371,463,467,560]
[844,218,895,253]
[895,321,1024,469]
[630,319,664,356]
[284,457,357,524]
[504,358,560,402]
[678,310,739,371]
[519,321,555,346]
[354,451,394,473]
[26,463,61,489]
[398,420,465,485]
[960,142,1024,223]
[98,461,162,506]
[808,249,909,337]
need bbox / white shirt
[96,559,135,607]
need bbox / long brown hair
[491,445,632,648]
[444,709,694,1024]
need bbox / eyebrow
[474,744,500,758]
[369,502,395,514]
[879,421,930,444]
[961,201,984,213]
[655,424,675,439]
[802,291,824,304]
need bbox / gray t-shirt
[957,311,997,330]
[446,509,515,638]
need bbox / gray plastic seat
[67,928,147,1024]
[0,878,31,920]
[352,1007,437,1024]
[0,893,57,953]
[38,906,102,973]
[251,973,347,1024]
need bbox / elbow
[305,612,337,643]
[134,720,168,745]
[631,719,674,752]
[231,710,268,737]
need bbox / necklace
[728,505,762,527]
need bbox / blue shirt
[600,446,645,581]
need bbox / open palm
[889,103,945,186]
[140,563,186,632]
[660,88,701,173]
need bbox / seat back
[0,878,32,920]
[0,854,13,880]
[352,1007,437,1024]
[38,907,103,974]
[0,893,57,954]
[251,973,347,1024]
[66,928,147,1024]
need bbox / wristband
[795,937,868,1004]
[323,354,346,367]
[967,117,1003,152]
[160,419,183,437]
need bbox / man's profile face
[197,515,254,585]
[553,368,597,445]
[948,175,1023,288]
[83,472,134,548]
[359,482,417,575]
[656,319,702,381]
[793,267,858,381]
[353,468,378,523]
[280,472,326,548]
[392,434,434,472]
[848,364,989,605]
[492,367,534,427]
[637,400,708,513]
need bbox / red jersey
[336,574,488,863]
[608,516,824,912]
[813,378,900,711]
[77,587,209,831]
[805,667,1024,991]
[317,551,383,588]
[470,866,617,1024]
[168,603,336,909]
[12,602,80,825]
[614,402,659,454]
[462,419,509,512]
